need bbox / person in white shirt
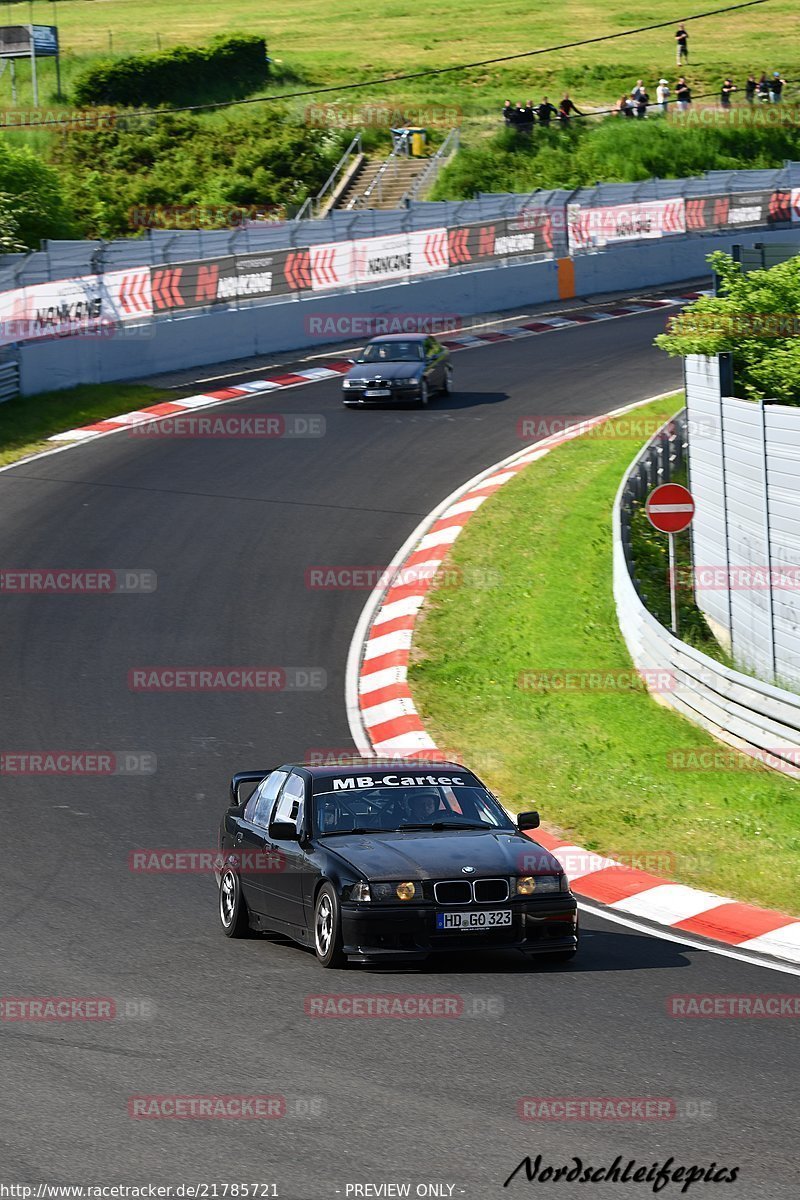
[656,79,670,113]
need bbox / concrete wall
[17,225,800,397]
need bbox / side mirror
[517,811,540,831]
[269,820,299,841]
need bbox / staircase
[336,156,429,211]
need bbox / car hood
[347,362,423,381]
[323,829,562,880]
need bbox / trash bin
[408,127,427,156]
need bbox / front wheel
[219,867,251,938]
[442,366,454,395]
[418,379,429,407]
[314,883,346,968]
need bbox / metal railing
[295,134,363,221]
[349,145,405,210]
[400,127,460,206]
[614,410,800,778]
[0,359,19,403]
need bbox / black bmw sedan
[341,334,452,406]
[217,759,578,968]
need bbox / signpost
[0,24,60,105]
[645,482,695,636]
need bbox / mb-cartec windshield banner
[315,773,471,792]
[567,199,686,251]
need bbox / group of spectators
[502,94,584,129]
[613,70,789,118]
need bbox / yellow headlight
[396,881,417,901]
[516,876,536,895]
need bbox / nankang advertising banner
[567,198,686,252]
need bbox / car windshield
[314,785,513,835]
[359,341,424,363]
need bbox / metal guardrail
[614,410,800,778]
[400,128,460,206]
[0,359,19,402]
[295,135,362,221]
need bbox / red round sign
[645,483,695,533]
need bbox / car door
[261,771,309,933]
[236,769,288,914]
[424,337,445,388]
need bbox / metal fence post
[759,397,778,682]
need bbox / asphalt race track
[1,310,798,1198]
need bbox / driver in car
[399,789,443,825]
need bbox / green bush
[656,251,800,406]
[52,111,349,240]
[72,35,268,108]
[431,114,800,199]
[0,140,76,248]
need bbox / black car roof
[365,333,427,343]
[295,758,469,779]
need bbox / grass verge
[409,394,799,915]
[0,382,175,467]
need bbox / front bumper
[340,897,578,962]
[342,384,421,405]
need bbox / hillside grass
[409,394,800,915]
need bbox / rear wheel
[219,867,251,938]
[314,883,346,968]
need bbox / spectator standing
[636,87,649,118]
[720,79,737,108]
[656,78,670,112]
[745,75,757,104]
[537,96,558,126]
[757,73,770,102]
[520,100,536,130]
[675,23,689,66]
[558,92,584,123]
[502,99,515,124]
[770,72,786,102]
[632,79,646,103]
[676,76,692,110]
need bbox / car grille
[433,878,510,904]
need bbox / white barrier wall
[614,415,800,777]
[686,355,800,689]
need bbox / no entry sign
[646,483,695,533]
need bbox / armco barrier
[614,412,800,779]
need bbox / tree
[655,250,800,406]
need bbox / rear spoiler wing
[230,769,273,807]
